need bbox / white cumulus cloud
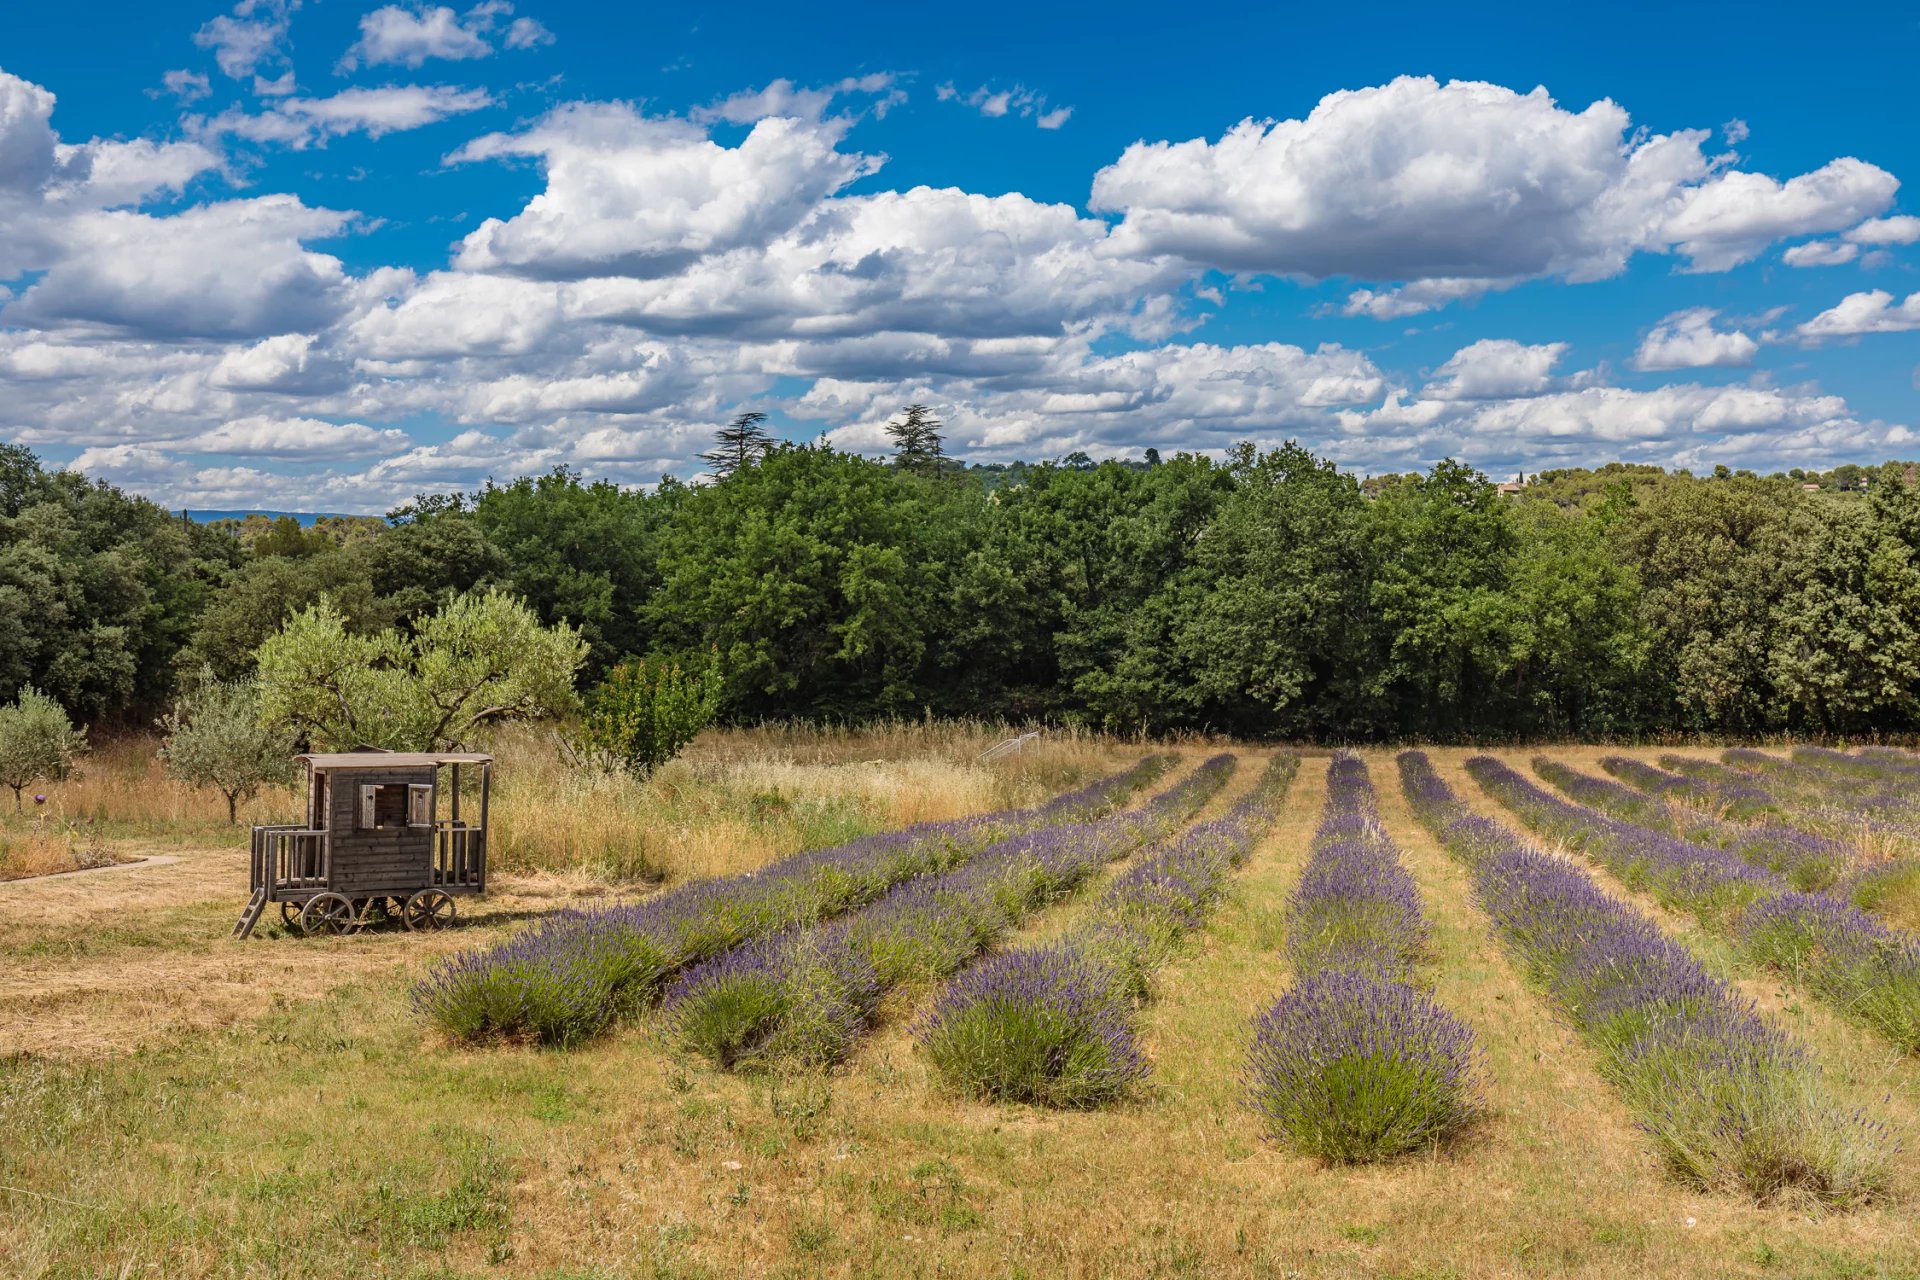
[1797,290,1920,341]
[692,74,904,126]
[449,105,881,279]
[195,0,300,82]
[176,414,409,457]
[1092,76,1897,316]
[1423,339,1571,399]
[338,2,551,71]
[1632,308,1760,370]
[1783,240,1860,267]
[204,84,494,148]
[936,82,1073,129]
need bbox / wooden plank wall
[323,767,437,895]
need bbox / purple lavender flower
[665,754,1241,1070]
[1474,755,1920,1056]
[1399,750,1889,1205]
[915,944,1148,1106]
[1248,752,1477,1162]
[417,753,1174,1046]
[1246,968,1481,1163]
[1284,753,1428,982]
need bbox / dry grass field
[1,737,1916,1279]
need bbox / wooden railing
[250,825,328,891]
[433,821,486,889]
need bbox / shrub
[914,753,1298,1102]
[1739,893,1920,1053]
[659,931,876,1070]
[1845,859,1920,926]
[0,687,87,813]
[1246,969,1481,1163]
[416,755,1174,1046]
[666,756,1236,1072]
[915,945,1145,1107]
[576,655,723,777]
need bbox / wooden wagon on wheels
[232,750,492,939]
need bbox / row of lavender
[415,753,1174,1046]
[1399,753,1887,1205]
[1246,753,1480,1161]
[1471,757,1920,1054]
[1721,747,1920,830]
[660,754,1241,1071]
[1606,752,1920,917]
[912,753,1300,1106]
[1537,757,1852,893]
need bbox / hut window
[357,784,412,829]
[408,784,433,827]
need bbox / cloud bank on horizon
[1,0,1916,512]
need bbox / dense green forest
[5,437,1919,740]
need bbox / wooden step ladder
[232,888,267,939]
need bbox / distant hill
[182,510,357,526]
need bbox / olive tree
[158,672,298,823]
[256,588,587,751]
[0,686,87,812]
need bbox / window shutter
[359,784,377,829]
[408,784,433,826]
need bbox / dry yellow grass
[0,812,129,882]
[0,741,1915,1280]
[485,720,1130,882]
[15,721,1130,885]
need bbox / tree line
[6,432,1920,741]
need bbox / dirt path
[0,836,631,1058]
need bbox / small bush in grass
[575,655,723,778]
[412,910,677,1046]
[1245,969,1480,1163]
[661,931,876,1069]
[1410,750,1894,1204]
[1621,1020,1889,1206]
[915,945,1145,1107]
[0,687,87,813]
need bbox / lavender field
[3,741,1919,1278]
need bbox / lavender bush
[1398,752,1888,1205]
[1794,744,1920,781]
[1282,754,1428,981]
[1473,755,1920,1054]
[916,752,1300,1104]
[1247,752,1479,1162]
[665,754,1240,1070]
[914,945,1148,1107]
[1843,859,1920,922]
[415,753,1173,1046]
[1246,968,1479,1163]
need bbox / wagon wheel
[299,893,356,937]
[403,889,457,931]
[279,900,302,929]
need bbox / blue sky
[1,0,1916,512]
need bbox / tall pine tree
[885,404,945,475]
[703,411,775,477]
